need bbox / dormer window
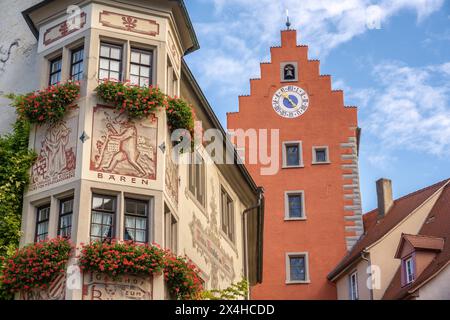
[49,56,62,85]
[403,256,415,284]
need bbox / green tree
[0,112,35,299]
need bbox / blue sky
[183,0,450,212]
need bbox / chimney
[376,178,393,219]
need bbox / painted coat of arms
[30,116,78,191]
[90,106,157,180]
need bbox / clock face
[272,85,309,118]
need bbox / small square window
[312,146,330,164]
[286,253,309,283]
[283,141,303,168]
[285,191,306,220]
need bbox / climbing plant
[200,279,249,300]
[0,115,35,299]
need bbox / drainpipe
[242,187,264,300]
[360,250,374,300]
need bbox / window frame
[403,255,415,285]
[58,197,74,238]
[123,198,149,244]
[188,151,206,208]
[90,193,117,242]
[129,47,153,87]
[70,46,84,81]
[349,271,359,300]
[98,42,123,81]
[49,56,62,85]
[282,141,303,168]
[35,204,51,242]
[312,146,330,164]
[164,208,178,253]
[285,252,310,284]
[284,190,306,220]
[220,187,235,243]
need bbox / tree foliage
[0,114,35,299]
[201,279,249,300]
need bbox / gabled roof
[394,234,444,259]
[328,178,450,281]
[383,183,450,299]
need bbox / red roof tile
[328,178,449,281]
[383,182,450,299]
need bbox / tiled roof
[328,178,449,280]
[383,183,450,299]
[394,234,445,259]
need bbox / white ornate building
[6,0,263,300]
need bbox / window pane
[62,199,73,214]
[139,77,149,87]
[124,228,135,241]
[103,197,114,211]
[316,149,327,162]
[125,216,135,228]
[37,221,49,237]
[99,69,109,81]
[92,212,102,224]
[99,58,109,70]
[286,145,299,166]
[135,230,145,242]
[101,225,112,238]
[130,64,139,75]
[100,45,110,57]
[91,224,101,237]
[288,195,302,218]
[136,217,146,229]
[102,213,113,225]
[140,53,150,65]
[126,201,136,215]
[60,214,72,228]
[110,60,120,72]
[136,202,147,216]
[140,66,150,77]
[110,72,119,81]
[92,196,103,210]
[290,256,306,281]
[130,75,139,85]
[110,47,121,59]
[130,51,140,63]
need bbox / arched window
[283,64,296,80]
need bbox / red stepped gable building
[227,29,364,299]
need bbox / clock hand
[281,92,297,108]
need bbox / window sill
[312,161,331,165]
[285,280,311,285]
[284,217,307,221]
[282,165,304,169]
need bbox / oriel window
[124,198,148,243]
[99,43,122,81]
[90,194,116,242]
[35,205,50,242]
[70,47,84,81]
[130,48,152,87]
[49,57,62,85]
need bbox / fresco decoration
[99,10,159,36]
[29,114,78,191]
[43,12,86,46]
[19,274,66,300]
[189,212,235,287]
[82,273,152,300]
[90,106,157,181]
[165,136,179,205]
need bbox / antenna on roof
[285,9,291,30]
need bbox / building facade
[227,29,364,299]
[16,0,263,300]
[329,178,450,300]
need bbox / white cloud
[187,0,445,102]
[361,61,450,156]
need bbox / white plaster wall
[0,0,41,135]
[416,264,450,300]
[336,259,371,300]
